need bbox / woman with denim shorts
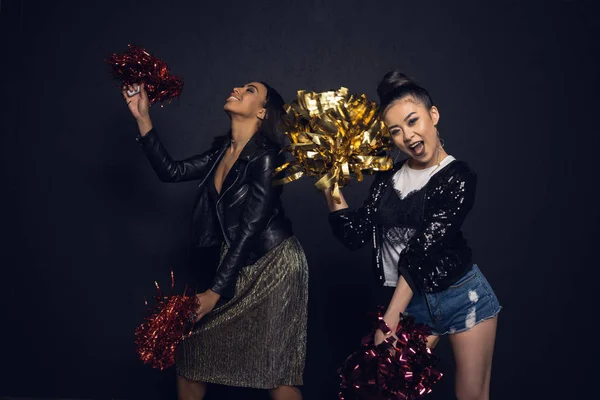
[326,71,501,399]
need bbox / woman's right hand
[324,186,349,212]
[374,327,399,347]
[122,83,153,136]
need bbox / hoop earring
[436,128,445,148]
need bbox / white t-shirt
[381,156,456,287]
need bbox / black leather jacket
[137,129,293,298]
[329,159,476,293]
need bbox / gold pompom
[275,87,393,203]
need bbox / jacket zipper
[213,149,269,272]
[214,158,254,271]
[215,170,240,249]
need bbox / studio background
[1,0,598,398]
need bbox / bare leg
[427,334,440,349]
[177,375,207,400]
[269,385,302,400]
[449,317,498,400]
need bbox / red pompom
[338,307,443,399]
[106,44,184,104]
[134,272,198,370]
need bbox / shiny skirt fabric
[176,236,309,389]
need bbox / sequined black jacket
[137,129,293,298]
[329,159,476,293]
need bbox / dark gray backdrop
[1,0,598,399]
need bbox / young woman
[123,82,308,400]
[325,71,501,400]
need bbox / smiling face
[223,81,268,120]
[383,96,442,169]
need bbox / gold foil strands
[275,87,392,203]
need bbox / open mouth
[226,96,240,102]
[408,141,425,156]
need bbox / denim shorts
[403,265,501,336]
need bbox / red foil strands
[105,44,183,104]
[134,272,198,370]
[338,307,443,399]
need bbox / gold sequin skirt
[176,236,309,389]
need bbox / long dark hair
[377,70,434,113]
[255,81,286,149]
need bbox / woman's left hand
[194,290,221,321]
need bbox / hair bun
[377,70,433,112]
[377,70,416,101]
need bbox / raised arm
[123,83,219,182]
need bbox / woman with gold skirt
[122,81,308,400]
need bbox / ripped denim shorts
[404,265,502,336]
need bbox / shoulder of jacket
[456,161,477,183]
[250,144,279,161]
[440,159,475,178]
[428,160,477,195]
[450,159,472,171]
